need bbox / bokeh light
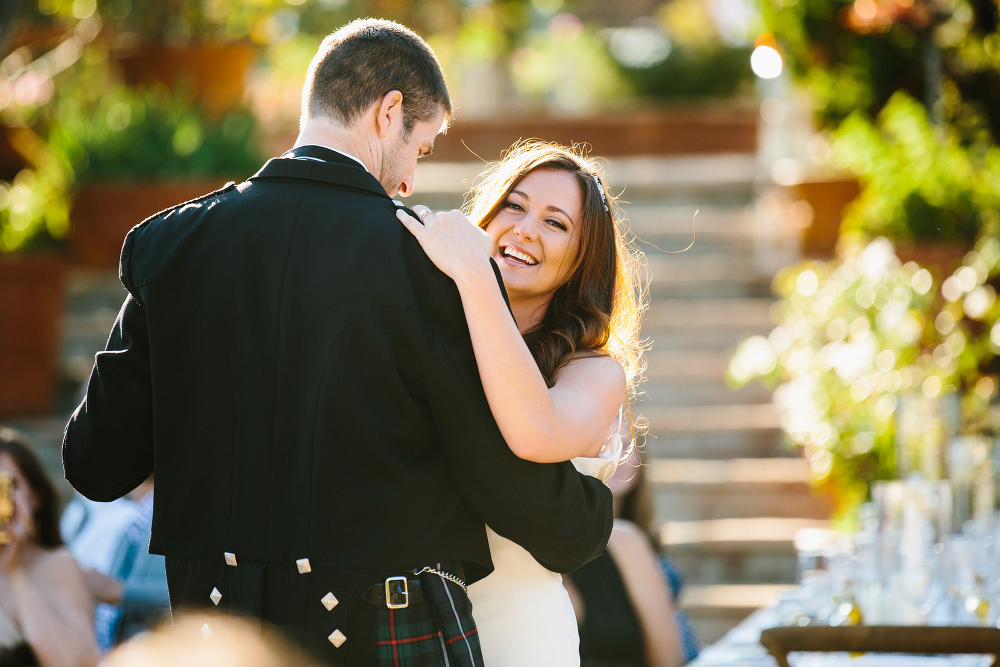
[750,45,782,79]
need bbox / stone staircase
[612,156,830,644]
[11,151,830,649]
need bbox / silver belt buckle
[385,576,409,609]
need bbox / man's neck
[294,117,378,174]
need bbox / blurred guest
[97,477,169,650]
[0,428,98,667]
[61,493,141,579]
[104,612,322,667]
[566,453,700,667]
[60,384,143,582]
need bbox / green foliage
[616,45,755,100]
[833,92,1000,244]
[729,239,937,517]
[0,129,72,253]
[510,20,626,112]
[729,236,1000,518]
[48,85,264,182]
[759,0,1000,141]
[609,0,757,101]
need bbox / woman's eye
[546,219,567,231]
[503,201,524,212]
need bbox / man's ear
[376,90,404,139]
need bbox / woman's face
[485,168,583,307]
[0,452,37,528]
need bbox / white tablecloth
[689,607,993,667]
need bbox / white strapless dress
[467,433,622,667]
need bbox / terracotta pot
[114,42,256,116]
[895,242,971,277]
[786,178,861,259]
[71,181,228,268]
[0,255,66,416]
[411,108,758,161]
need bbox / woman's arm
[607,521,684,667]
[397,206,625,463]
[11,549,99,667]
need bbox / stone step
[644,298,775,332]
[62,270,127,383]
[641,429,789,460]
[625,203,755,240]
[649,457,808,485]
[648,458,828,522]
[671,551,799,588]
[661,516,829,554]
[646,253,773,299]
[642,298,775,351]
[615,204,768,259]
[642,380,772,407]
[679,584,794,645]
[680,584,793,613]
[64,269,128,313]
[645,403,780,434]
[644,350,731,380]
[662,518,821,608]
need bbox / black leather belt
[362,576,426,608]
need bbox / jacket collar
[250,146,390,200]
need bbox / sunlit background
[4,0,1000,654]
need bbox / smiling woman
[396,139,647,666]
[397,139,645,461]
[466,140,644,408]
[0,430,99,667]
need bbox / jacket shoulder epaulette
[132,181,240,234]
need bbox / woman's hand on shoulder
[396,205,495,283]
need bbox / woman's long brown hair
[0,427,63,548]
[464,140,648,437]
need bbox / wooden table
[689,607,996,667]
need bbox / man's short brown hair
[303,19,453,134]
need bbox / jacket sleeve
[423,279,614,574]
[63,230,154,501]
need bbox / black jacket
[63,146,611,600]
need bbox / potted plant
[778,175,861,260]
[0,125,72,416]
[50,79,265,267]
[832,92,1000,273]
[729,233,1000,522]
[727,239,941,521]
[21,0,308,115]
[426,4,759,160]
[758,0,1000,257]
[757,0,1000,139]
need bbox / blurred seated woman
[565,450,700,667]
[0,428,98,667]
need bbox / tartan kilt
[376,566,484,667]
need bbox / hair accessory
[593,175,609,212]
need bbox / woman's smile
[498,243,539,267]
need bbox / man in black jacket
[62,18,612,666]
